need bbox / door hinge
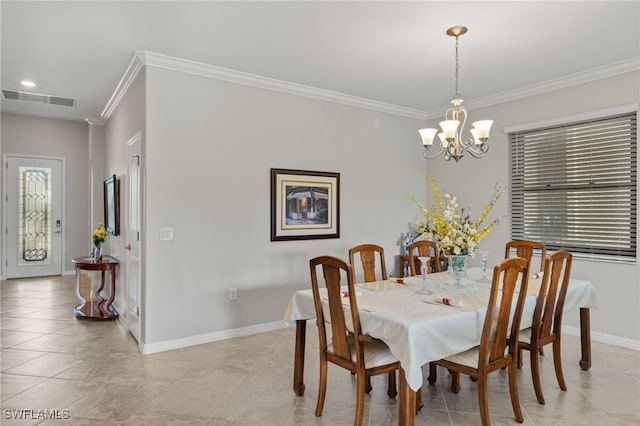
[137,231,140,241]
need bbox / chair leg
[427,362,437,384]
[508,361,524,423]
[450,371,461,393]
[415,387,424,413]
[365,375,372,393]
[355,372,366,426]
[530,346,545,405]
[553,339,567,391]
[477,375,490,426]
[387,371,397,398]
[517,347,524,369]
[315,359,328,417]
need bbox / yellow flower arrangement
[92,223,107,246]
[410,175,502,257]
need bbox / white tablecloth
[284,271,599,392]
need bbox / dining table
[284,268,599,426]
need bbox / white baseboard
[101,321,640,355]
[563,325,640,351]
[139,320,286,354]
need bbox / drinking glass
[449,255,468,289]
[415,256,433,295]
[478,250,490,283]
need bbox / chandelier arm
[466,144,490,158]
[459,137,475,150]
[422,147,448,159]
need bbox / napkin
[426,296,467,308]
[424,294,489,311]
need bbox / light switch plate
[159,227,174,241]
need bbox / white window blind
[509,112,637,259]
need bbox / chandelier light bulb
[419,128,438,146]
[439,120,460,141]
[472,120,493,140]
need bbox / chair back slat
[349,244,388,283]
[408,240,442,275]
[505,240,546,272]
[481,257,529,367]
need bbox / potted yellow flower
[92,223,107,261]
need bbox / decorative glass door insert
[18,166,52,264]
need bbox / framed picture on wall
[104,175,120,236]
[271,168,340,241]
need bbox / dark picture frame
[271,168,340,241]
[103,175,120,236]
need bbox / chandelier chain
[454,35,460,99]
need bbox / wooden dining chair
[309,255,400,426]
[407,240,442,276]
[349,244,388,282]
[517,250,573,405]
[435,257,530,426]
[505,239,547,273]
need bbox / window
[509,111,637,260]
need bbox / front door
[4,155,63,278]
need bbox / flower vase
[93,243,102,261]
[449,255,468,288]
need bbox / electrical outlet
[229,287,237,301]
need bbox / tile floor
[1,275,639,425]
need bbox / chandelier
[419,26,493,162]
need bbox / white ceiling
[2,1,639,123]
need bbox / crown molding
[136,50,425,120]
[102,51,639,124]
[85,116,104,126]
[0,108,88,123]
[100,53,145,121]
[424,57,640,119]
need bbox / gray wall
[1,113,90,275]
[140,65,426,349]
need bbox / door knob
[124,244,131,250]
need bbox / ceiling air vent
[2,90,75,107]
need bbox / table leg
[95,269,106,302]
[102,267,117,316]
[398,367,416,426]
[75,266,86,305]
[579,307,591,370]
[293,319,307,396]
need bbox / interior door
[125,132,142,341]
[4,155,63,278]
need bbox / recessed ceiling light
[20,80,36,88]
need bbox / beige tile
[0,349,47,371]
[0,373,47,402]
[3,352,80,377]
[0,331,44,349]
